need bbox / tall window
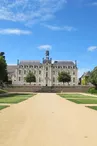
[24,70,26,74]
[46,67,48,71]
[73,78,75,83]
[19,70,21,75]
[53,71,55,75]
[73,71,75,75]
[53,77,55,82]
[39,70,41,75]
[39,78,41,82]
[19,77,21,81]
[46,72,48,77]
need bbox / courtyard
[0,93,97,146]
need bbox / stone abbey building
[7,50,78,86]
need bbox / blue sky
[0,0,97,77]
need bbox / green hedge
[88,87,97,94]
[0,89,7,94]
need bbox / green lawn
[86,106,97,111]
[0,105,9,110]
[67,99,97,104]
[0,93,35,104]
[58,94,96,99]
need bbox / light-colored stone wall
[12,64,78,86]
[4,85,92,93]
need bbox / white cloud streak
[91,2,97,6]
[0,0,67,25]
[38,45,52,50]
[88,46,97,52]
[0,28,32,35]
[43,24,77,31]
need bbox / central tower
[42,50,52,86]
[43,50,52,64]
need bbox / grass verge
[0,93,35,104]
[58,94,96,99]
[0,105,9,110]
[86,106,97,111]
[67,99,97,104]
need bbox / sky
[0,0,97,77]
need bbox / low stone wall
[4,85,92,93]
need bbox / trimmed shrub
[88,87,97,94]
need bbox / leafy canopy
[0,54,8,83]
[58,71,71,84]
[89,67,97,89]
[25,71,36,84]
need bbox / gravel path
[0,93,97,146]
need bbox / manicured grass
[86,106,97,111]
[67,99,97,104]
[0,94,35,104]
[58,94,96,99]
[0,105,9,110]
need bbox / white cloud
[0,0,67,25]
[38,45,52,50]
[88,46,97,52]
[0,28,32,35]
[78,68,90,78]
[86,2,97,6]
[91,2,97,6]
[43,24,77,31]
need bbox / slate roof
[7,65,17,73]
[82,71,91,77]
[53,61,75,66]
[19,61,41,65]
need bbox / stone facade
[7,50,78,86]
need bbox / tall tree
[58,71,71,85]
[0,54,8,86]
[89,67,97,89]
[25,71,36,84]
[0,52,5,59]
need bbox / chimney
[17,59,19,65]
[75,60,77,67]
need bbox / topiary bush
[88,87,97,94]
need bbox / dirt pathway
[0,93,97,146]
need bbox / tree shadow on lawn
[0,93,33,98]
